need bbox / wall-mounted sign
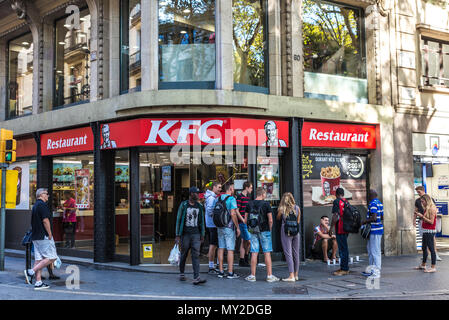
[302,152,367,207]
[75,169,90,209]
[41,127,94,156]
[413,133,449,158]
[143,243,153,258]
[100,118,289,149]
[257,157,280,201]
[302,122,376,149]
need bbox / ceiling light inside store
[82,46,89,50]
[59,42,66,45]
[183,9,190,13]
[180,31,187,34]
[22,41,29,45]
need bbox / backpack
[342,199,362,233]
[213,195,232,228]
[247,202,265,234]
[284,210,300,237]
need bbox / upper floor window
[7,32,33,119]
[158,0,216,89]
[421,37,449,87]
[303,0,367,103]
[232,0,268,93]
[54,8,91,108]
[120,0,141,93]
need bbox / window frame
[6,31,34,120]
[157,0,217,90]
[232,0,269,94]
[421,36,449,88]
[52,6,91,110]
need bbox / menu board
[162,166,171,192]
[75,169,91,209]
[302,152,367,207]
[257,157,280,201]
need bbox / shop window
[7,32,33,119]
[52,154,94,251]
[302,0,367,103]
[232,0,268,93]
[120,0,142,93]
[54,8,91,108]
[421,37,449,87]
[158,0,216,89]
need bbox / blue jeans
[367,233,382,275]
[336,234,349,271]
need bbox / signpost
[0,129,17,271]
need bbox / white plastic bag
[54,256,62,269]
[168,244,180,266]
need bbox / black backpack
[284,211,300,237]
[247,202,265,234]
[342,199,362,233]
[213,195,232,228]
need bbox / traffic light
[0,129,15,163]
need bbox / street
[2,252,449,300]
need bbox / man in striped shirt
[362,189,384,278]
[236,181,253,267]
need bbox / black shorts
[207,227,218,246]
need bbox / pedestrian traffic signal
[0,129,15,163]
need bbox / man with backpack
[215,183,241,279]
[204,181,221,274]
[244,187,280,282]
[175,186,207,285]
[331,187,350,276]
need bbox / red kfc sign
[100,118,289,148]
[41,127,94,156]
[302,122,376,149]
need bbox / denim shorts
[250,231,273,253]
[239,223,251,241]
[217,227,236,251]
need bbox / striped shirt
[368,198,384,235]
[236,193,250,221]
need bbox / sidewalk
[3,249,449,299]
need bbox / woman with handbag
[277,192,301,282]
[415,194,438,273]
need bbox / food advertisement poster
[302,152,367,207]
[8,161,30,210]
[75,169,90,209]
[257,157,280,201]
[162,166,171,192]
[53,163,81,183]
[115,165,129,183]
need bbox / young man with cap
[175,186,207,285]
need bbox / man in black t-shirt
[24,188,58,290]
[244,187,280,282]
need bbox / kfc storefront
[30,117,290,265]
[301,121,378,257]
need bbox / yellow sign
[142,243,153,258]
[0,169,18,209]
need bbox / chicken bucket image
[320,166,341,196]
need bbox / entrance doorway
[138,150,250,264]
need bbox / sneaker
[193,277,207,285]
[361,271,373,277]
[226,272,240,279]
[266,275,280,282]
[24,269,34,285]
[245,275,256,282]
[179,274,186,281]
[34,282,50,290]
[437,255,443,261]
[282,277,295,282]
[217,271,225,278]
[333,269,350,276]
[208,268,219,275]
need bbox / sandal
[414,265,426,270]
[424,268,436,273]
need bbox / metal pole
[0,164,7,270]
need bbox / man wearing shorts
[24,188,58,290]
[244,187,280,282]
[204,181,221,274]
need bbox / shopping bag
[168,244,180,266]
[54,256,62,269]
